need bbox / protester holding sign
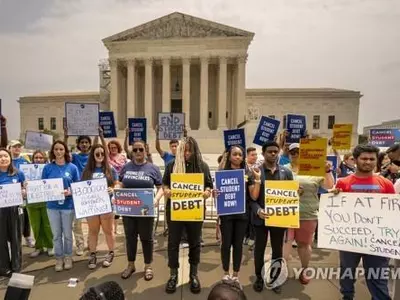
[26,150,54,258]
[81,144,118,270]
[123,127,153,163]
[42,141,80,272]
[213,145,261,285]
[155,127,179,167]
[162,136,213,294]
[117,140,163,281]
[334,144,395,300]
[0,148,26,277]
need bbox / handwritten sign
[215,169,246,216]
[24,131,53,151]
[26,178,65,204]
[171,173,204,221]
[128,118,147,144]
[71,178,112,219]
[158,113,185,140]
[65,103,99,136]
[370,129,400,147]
[20,164,46,181]
[286,114,306,143]
[319,193,400,259]
[99,111,116,138]
[114,188,154,217]
[298,138,327,177]
[0,183,23,208]
[224,128,246,151]
[253,116,280,146]
[332,124,352,150]
[265,180,299,228]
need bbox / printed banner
[158,113,185,140]
[65,102,99,136]
[99,111,117,138]
[286,114,306,143]
[318,193,400,259]
[332,124,353,150]
[265,180,299,228]
[26,178,65,204]
[71,178,112,219]
[298,138,327,177]
[19,164,46,181]
[171,173,204,221]
[253,116,280,146]
[114,188,155,217]
[215,169,246,216]
[0,183,23,208]
[128,118,147,143]
[370,129,400,147]
[24,131,53,151]
[224,128,246,151]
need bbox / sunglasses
[133,148,145,153]
[95,152,105,158]
[289,150,299,155]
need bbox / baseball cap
[288,143,300,152]
[9,140,23,147]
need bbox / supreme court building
[20,12,362,153]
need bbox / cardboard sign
[215,169,246,216]
[370,129,400,147]
[332,124,353,150]
[65,103,99,136]
[286,114,306,143]
[298,138,327,177]
[171,173,204,221]
[24,131,53,151]
[319,193,400,259]
[114,188,155,217]
[99,111,116,138]
[19,164,46,181]
[0,183,23,208]
[26,178,65,204]
[224,128,246,151]
[157,113,185,140]
[128,118,147,144]
[253,116,280,146]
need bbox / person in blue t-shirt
[155,125,187,167]
[42,140,80,272]
[81,144,118,270]
[0,148,26,277]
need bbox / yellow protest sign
[171,173,204,221]
[265,181,299,228]
[332,124,353,150]
[298,138,327,177]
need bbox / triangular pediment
[103,12,254,43]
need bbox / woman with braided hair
[162,136,213,294]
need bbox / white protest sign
[65,103,99,136]
[0,183,23,208]
[24,131,53,151]
[157,113,185,140]
[20,164,46,181]
[71,178,112,219]
[318,192,400,259]
[26,178,65,204]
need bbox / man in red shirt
[335,144,394,300]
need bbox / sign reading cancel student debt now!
[318,193,400,259]
[265,181,299,228]
[171,173,204,221]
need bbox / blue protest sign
[114,188,154,217]
[99,111,116,138]
[286,114,306,143]
[224,128,246,151]
[128,118,147,144]
[370,129,400,147]
[215,169,246,216]
[318,155,338,194]
[253,116,280,146]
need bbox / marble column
[236,55,247,127]
[145,58,153,129]
[182,57,191,129]
[109,59,120,129]
[162,58,171,112]
[218,57,227,129]
[199,56,209,130]
[126,59,136,118]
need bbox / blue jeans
[340,251,391,300]
[47,209,74,258]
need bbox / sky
[0,0,399,139]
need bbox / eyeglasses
[289,150,299,155]
[132,148,145,153]
[95,152,105,158]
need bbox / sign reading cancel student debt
[158,113,185,140]
[71,178,112,219]
[253,116,280,146]
[224,128,246,151]
[215,169,246,216]
[318,193,400,259]
[0,183,23,208]
[265,181,299,228]
[114,188,155,217]
[65,103,99,136]
[171,173,204,221]
[298,138,327,177]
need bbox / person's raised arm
[145,143,153,164]
[94,127,107,148]
[248,167,261,200]
[321,161,335,190]
[0,116,8,148]
[155,125,165,157]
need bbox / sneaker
[76,246,84,256]
[55,259,63,272]
[180,242,189,249]
[64,256,73,270]
[48,248,55,257]
[222,274,231,281]
[88,253,97,270]
[102,251,114,268]
[243,238,249,245]
[30,249,41,258]
[25,237,35,248]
